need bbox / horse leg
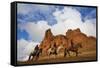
[64,48,67,57]
[50,52,52,56]
[75,50,78,56]
[48,52,51,59]
[67,50,70,56]
[54,51,57,58]
[35,55,39,61]
[34,51,40,61]
[64,52,66,57]
[55,49,57,55]
[28,54,32,61]
[39,49,42,56]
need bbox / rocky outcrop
[66,28,88,45]
[39,28,96,55]
[39,29,54,54]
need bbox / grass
[17,49,96,65]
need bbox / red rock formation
[39,28,96,55]
[66,28,88,45]
[39,29,54,54]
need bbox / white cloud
[53,7,82,23]
[51,18,96,37]
[52,7,96,37]
[18,7,96,42]
[17,39,39,61]
[18,21,51,42]
[80,19,96,37]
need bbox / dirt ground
[17,49,97,65]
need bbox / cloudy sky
[17,3,97,61]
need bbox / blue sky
[17,3,96,42]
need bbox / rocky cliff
[39,28,96,55]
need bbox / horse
[47,43,57,57]
[28,45,42,61]
[64,41,82,57]
[57,45,64,54]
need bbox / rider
[34,45,39,53]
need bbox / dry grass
[17,49,96,65]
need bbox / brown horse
[47,43,57,57]
[64,40,82,57]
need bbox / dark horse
[28,45,42,61]
[64,40,82,57]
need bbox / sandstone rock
[39,28,96,55]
